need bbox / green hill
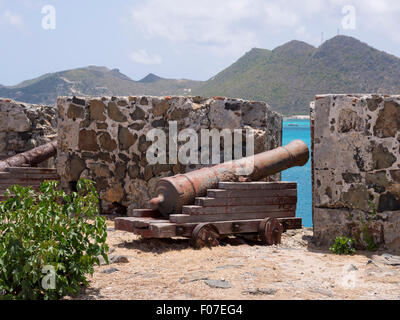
[0,66,202,105]
[195,36,400,114]
[198,36,400,114]
[1,36,400,114]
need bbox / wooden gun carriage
[115,140,309,248]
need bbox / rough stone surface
[0,98,57,166]
[108,101,127,122]
[118,126,137,150]
[57,96,282,212]
[312,94,400,252]
[78,129,99,151]
[67,104,85,119]
[99,132,117,152]
[90,100,106,121]
[204,279,232,289]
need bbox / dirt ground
[71,220,400,300]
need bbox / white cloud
[129,49,162,65]
[128,0,400,58]
[130,0,306,56]
[3,10,25,29]
[128,0,334,56]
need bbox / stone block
[312,94,400,251]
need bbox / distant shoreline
[283,115,310,120]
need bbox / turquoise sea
[282,119,312,227]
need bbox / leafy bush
[329,236,355,255]
[0,179,108,300]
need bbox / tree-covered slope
[0,66,202,105]
[195,36,400,114]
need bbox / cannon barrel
[150,140,309,216]
[0,140,57,172]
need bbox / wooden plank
[127,209,163,218]
[112,217,173,238]
[182,204,296,215]
[115,217,170,231]
[5,167,57,174]
[218,182,297,190]
[0,178,55,184]
[195,196,297,207]
[169,210,295,223]
[133,227,160,238]
[149,223,178,238]
[133,218,171,229]
[0,173,59,180]
[207,189,297,198]
[115,217,141,233]
[150,217,303,237]
[115,216,302,238]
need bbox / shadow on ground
[68,286,105,300]
[115,235,273,254]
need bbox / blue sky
[1,0,400,85]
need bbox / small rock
[216,264,244,270]
[101,268,119,274]
[204,279,232,289]
[347,264,358,271]
[142,273,158,279]
[311,288,334,297]
[189,277,209,283]
[133,271,158,278]
[109,255,130,264]
[372,254,400,266]
[179,278,186,284]
[245,288,277,296]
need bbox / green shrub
[0,179,108,300]
[329,236,355,255]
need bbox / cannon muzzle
[150,140,309,216]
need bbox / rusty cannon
[149,140,309,217]
[0,140,57,172]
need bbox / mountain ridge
[1,36,399,114]
[194,35,400,114]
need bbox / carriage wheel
[190,223,220,249]
[259,218,283,245]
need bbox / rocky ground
[70,220,400,300]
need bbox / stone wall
[0,98,57,165]
[312,94,400,252]
[57,96,282,213]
